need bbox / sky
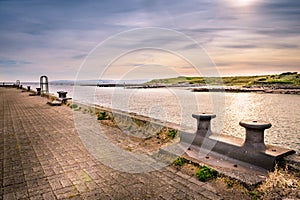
[0,0,300,81]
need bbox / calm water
[27,83,300,153]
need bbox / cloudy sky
[0,0,300,81]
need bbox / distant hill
[146,72,300,86]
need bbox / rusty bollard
[36,88,41,96]
[239,120,271,152]
[27,86,31,91]
[192,113,216,137]
[57,91,67,99]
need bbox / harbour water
[27,83,300,153]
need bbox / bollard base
[47,100,62,106]
[160,132,295,187]
[184,144,268,187]
[159,139,267,187]
[57,97,72,104]
[179,132,295,171]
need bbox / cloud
[222,44,257,49]
[271,44,299,49]
[0,59,16,66]
[0,0,300,81]
[0,59,32,67]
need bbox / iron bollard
[57,91,67,98]
[16,80,20,88]
[57,91,68,103]
[19,84,23,89]
[179,114,295,171]
[192,113,216,137]
[36,88,41,95]
[27,86,31,91]
[239,120,272,152]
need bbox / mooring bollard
[192,113,216,137]
[36,88,41,95]
[16,80,20,88]
[239,120,272,152]
[57,91,67,99]
[27,86,31,91]
[179,114,295,171]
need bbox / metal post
[239,120,272,152]
[192,113,216,137]
[40,75,49,95]
[57,91,67,99]
[36,88,41,96]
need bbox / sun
[236,0,256,7]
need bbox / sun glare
[236,0,256,7]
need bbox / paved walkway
[0,87,222,200]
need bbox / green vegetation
[146,72,300,86]
[167,129,178,139]
[223,177,236,188]
[97,111,110,120]
[70,104,78,109]
[173,157,188,166]
[248,191,260,200]
[196,165,218,182]
[50,96,56,101]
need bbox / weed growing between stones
[97,111,110,120]
[173,157,188,166]
[167,129,177,139]
[70,104,78,109]
[50,96,56,101]
[248,191,260,200]
[196,165,217,182]
[222,177,236,188]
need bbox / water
[27,83,300,153]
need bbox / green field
[146,72,300,86]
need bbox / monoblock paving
[0,88,222,199]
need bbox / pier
[0,87,223,200]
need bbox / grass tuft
[173,157,188,167]
[196,165,217,182]
[167,129,177,139]
[70,104,78,109]
[97,111,110,120]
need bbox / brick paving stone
[0,88,223,199]
[3,192,16,200]
[42,191,57,200]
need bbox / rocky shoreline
[191,85,300,95]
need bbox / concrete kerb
[66,100,182,136]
